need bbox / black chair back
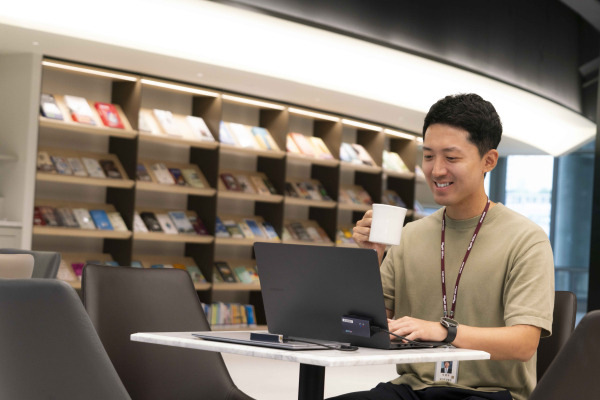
[0,279,130,399]
[537,291,577,381]
[82,264,254,400]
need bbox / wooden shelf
[282,240,335,247]
[220,143,286,159]
[133,231,214,244]
[138,132,219,149]
[212,282,261,291]
[33,226,132,239]
[215,237,281,246]
[136,181,216,196]
[39,117,137,139]
[218,191,283,203]
[286,153,339,167]
[384,169,415,179]
[284,197,337,209]
[336,242,359,248]
[340,161,382,174]
[337,202,372,212]
[37,172,135,188]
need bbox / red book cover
[95,102,125,129]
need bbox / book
[168,211,196,234]
[305,226,323,242]
[289,222,311,241]
[37,151,56,173]
[292,182,311,199]
[40,93,63,120]
[188,215,210,235]
[223,220,245,238]
[140,212,163,232]
[302,182,322,201]
[212,268,224,283]
[56,207,79,228]
[39,206,59,226]
[309,136,334,159]
[249,175,270,195]
[63,95,96,125]
[289,132,315,156]
[262,177,278,194]
[339,142,361,164]
[260,221,279,239]
[149,163,176,185]
[214,261,237,283]
[181,168,206,188]
[215,216,230,238]
[71,262,85,279]
[243,265,260,283]
[351,144,376,166]
[81,157,107,178]
[33,207,46,226]
[234,174,255,194]
[286,134,302,154]
[186,265,207,283]
[153,109,181,137]
[233,265,253,283]
[138,110,161,135]
[107,212,128,231]
[67,157,88,177]
[99,160,123,179]
[72,208,96,230]
[94,102,124,129]
[156,213,178,234]
[228,123,258,149]
[237,220,254,238]
[136,164,153,182]
[130,260,144,268]
[57,260,77,281]
[218,121,238,146]
[252,127,280,151]
[220,173,242,191]
[51,156,73,175]
[244,218,266,238]
[316,183,333,201]
[186,115,214,141]
[168,168,187,186]
[89,209,114,230]
[133,212,149,232]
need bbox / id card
[434,360,459,383]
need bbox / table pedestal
[299,363,326,400]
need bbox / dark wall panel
[220,0,582,111]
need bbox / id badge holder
[434,360,459,383]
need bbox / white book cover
[305,226,324,242]
[63,95,96,125]
[150,163,176,185]
[81,157,106,178]
[153,109,181,137]
[67,157,88,177]
[72,208,96,230]
[133,212,148,232]
[168,211,195,233]
[107,212,128,232]
[237,220,254,239]
[186,116,215,141]
[138,110,162,135]
[156,213,178,234]
[229,123,259,149]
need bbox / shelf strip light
[288,107,339,122]
[341,118,382,132]
[416,137,424,144]
[141,78,219,97]
[42,60,138,82]
[221,94,285,110]
[383,128,417,140]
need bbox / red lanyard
[441,199,490,319]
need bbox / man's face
[444,362,450,368]
[422,124,492,211]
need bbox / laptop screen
[254,242,392,349]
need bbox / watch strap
[443,324,457,343]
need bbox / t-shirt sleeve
[381,242,401,313]
[503,237,555,337]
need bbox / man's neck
[444,194,493,220]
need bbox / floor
[223,352,399,399]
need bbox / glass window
[504,155,554,236]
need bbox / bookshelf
[29,58,420,327]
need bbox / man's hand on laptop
[353,210,386,264]
[387,316,448,343]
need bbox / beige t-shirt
[380,204,554,400]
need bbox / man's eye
[423,155,433,160]
[447,157,457,161]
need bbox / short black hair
[422,93,502,157]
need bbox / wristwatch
[440,317,458,343]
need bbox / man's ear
[483,149,499,173]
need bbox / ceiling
[0,0,595,157]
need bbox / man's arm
[386,316,541,362]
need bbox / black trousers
[328,383,513,400]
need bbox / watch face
[441,317,459,327]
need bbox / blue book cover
[89,209,114,230]
[215,216,231,238]
[251,127,272,150]
[218,121,237,145]
[260,221,279,239]
[244,218,266,238]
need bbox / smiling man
[339,94,555,400]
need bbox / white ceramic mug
[368,203,408,246]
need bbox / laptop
[0,254,34,279]
[197,243,444,350]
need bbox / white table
[131,331,490,400]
